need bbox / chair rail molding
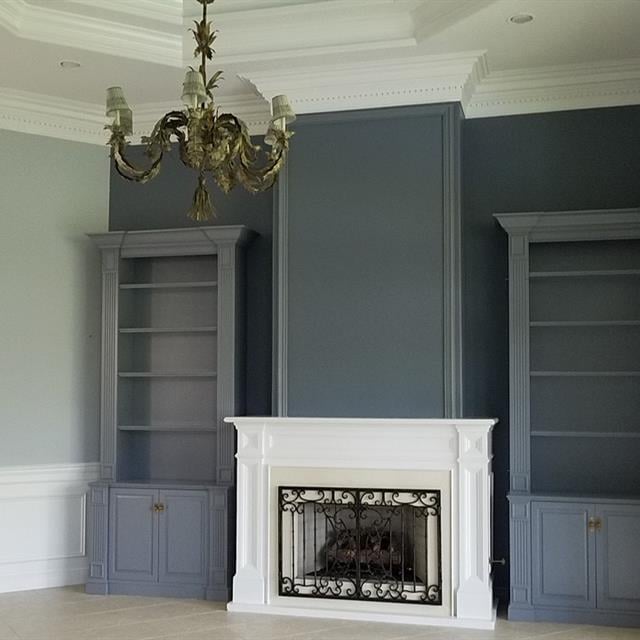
[0,462,100,594]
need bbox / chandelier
[105,0,295,221]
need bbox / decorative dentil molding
[1,54,640,145]
[243,52,487,115]
[466,57,640,117]
[0,88,271,145]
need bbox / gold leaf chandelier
[105,0,295,221]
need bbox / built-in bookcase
[86,226,252,601]
[497,210,640,625]
[528,239,640,495]
[116,255,220,484]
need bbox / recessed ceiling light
[508,13,534,24]
[59,60,81,69]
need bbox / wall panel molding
[272,104,463,417]
[0,462,100,593]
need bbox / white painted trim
[0,0,181,67]
[1,56,639,146]
[0,462,100,594]
[0,462,100,485]
[465,58,640,118]
[226,417,496,629]
[242,52,486,115]
[0,88,107,145]
[66,0,182,26]
[0,89,270,145]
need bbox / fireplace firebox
[278,487,442,605]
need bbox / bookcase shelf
[530,320,640,327]
[531,431,640,438]
[118,371,218,378]
[119,326,217,334]
[120,281,218,290]
[530,371,640,377]
[529,269,640,278]
[118,424,218,433]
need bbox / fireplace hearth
[278,487,441,604]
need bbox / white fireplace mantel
[225,417,497,630]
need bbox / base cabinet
[87,482,232,600]
[510,496,640,627]
[596,504,640,613]
[532,502,595,610]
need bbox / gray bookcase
[497,209,640,627]
[85,226,253,600]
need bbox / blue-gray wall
[0,130,109,465]
[108,103,640,597]
[462,104,640,593]
[283,107,457,418]
[109,149,273,416]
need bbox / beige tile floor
[0,587,638,640]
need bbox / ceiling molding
[412,0,496,43]
[187,0,420,66]
[65,0,182,26]
[0,0,181,67]
[465,58,640,118]
[242,52,487,114]
[0,88,106,145]
[0,89,270,146]
[134,96,271,138]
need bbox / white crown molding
[1,57,640,146]
[187,0,420,66]
[466,58,640,118]
[242,52,487,114]
[0,0,181,67]
[412,0,497,43]
[0,88,107,145]
[66,0,182,26]
[0,88,271,146]
[133,95,271,139]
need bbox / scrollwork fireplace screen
[278,486,442,604]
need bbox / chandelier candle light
[105,0,295,221]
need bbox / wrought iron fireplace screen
[278,486,442,604]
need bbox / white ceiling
[0,0,639,144]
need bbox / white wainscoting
[0,463,100,593]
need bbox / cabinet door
[109,489,158,582]
[596,504,640,612]
[158,490,208,585]
[532,502,596,609]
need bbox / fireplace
[225,417,496,629]
[278,486,442,605]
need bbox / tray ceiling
[0,0,639,144]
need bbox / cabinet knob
[153,503,166,513]
[588,517,602,532]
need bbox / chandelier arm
[110,134,164,184]
[235,135,290,192]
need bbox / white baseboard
[0,463,100,594]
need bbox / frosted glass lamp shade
[264,125,277,147]
[106,86,129,117]
[119,108,133,136]
[271,95,296,125]
[182,70,207,107]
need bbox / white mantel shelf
[225,417,497,630]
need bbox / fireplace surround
[225,417,496,629]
